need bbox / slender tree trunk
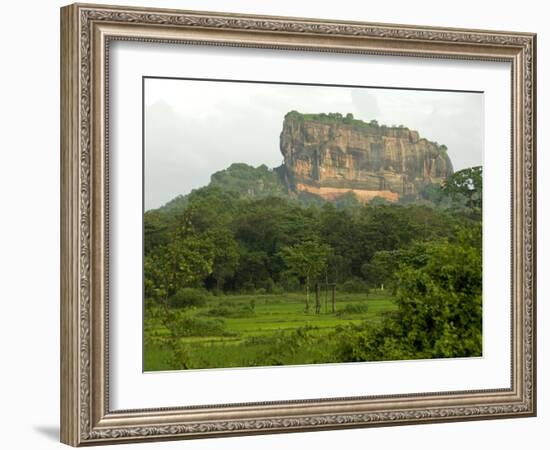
[161,273,172,313]
[315,283,321,315]
[162,295,169,313]
[305,274,310,313]
[325,270,328,314]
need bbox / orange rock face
[296,183,399,203]
[278,112,453,203]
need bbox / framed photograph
[60,3,536,446]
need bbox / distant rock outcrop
[276,111,454,203]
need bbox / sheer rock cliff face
[277,112,454,203]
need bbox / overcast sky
[144,78,483,210]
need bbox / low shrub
[240,282,255,294]
[169,287,209,308]
[270,285,284,295]
[202,303,255,318]
[340,278,370,294]
[171,315,236,337]
[335,302,369,317]
[279,275,301,292]
[260,277,276,294]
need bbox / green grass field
[144,290,396,371]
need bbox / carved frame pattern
[60,3,536,446]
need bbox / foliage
[145,175,480,300]
[335,302,369,317]
[361,241,430,290]
[279,240,331,282]
[173,315,234,338]
[333,190,361,209]
[279,239,331,311]
[143,161,483,369]
[210,163,287,198]
[201,302,256,318]
[279,275,301,292]
[144,292,397,370]
[144,221,215,307]
[340,277,370,294]
[415,183,449,206]
[169,287,209,308]
[285,110,408,134]
[442,166,483,212]
[207,228,240,291]
[335,224,482,361]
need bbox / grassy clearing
[144,290,396,371]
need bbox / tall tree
[442,166,482,210]
[207,229,240,291]
[279,240,331,312]
[144,212,215,308]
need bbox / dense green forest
[144,164,482,370]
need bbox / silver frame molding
[60,3,536,446]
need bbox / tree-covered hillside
[144,165,482,369]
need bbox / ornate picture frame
[60,3,536,446]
